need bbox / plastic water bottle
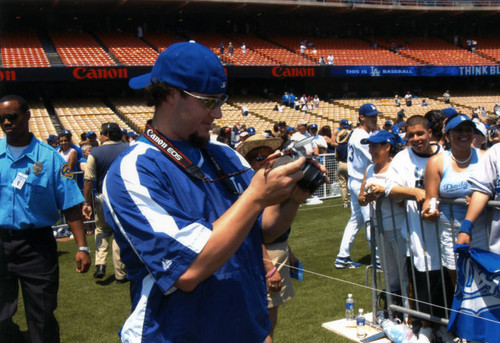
[356,308,366,338]
[345,294,354,322]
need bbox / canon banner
[1,65,499,82]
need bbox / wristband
[78,246,91,254]
[265,266,277,279]
[459,219,473,236]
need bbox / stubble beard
[188,132,209,148]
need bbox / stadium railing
[367,195,498,338]
[314,153,341,200]
[318,0,499,7]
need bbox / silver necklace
[451,149,472,164]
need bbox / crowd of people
[340,102,500,341]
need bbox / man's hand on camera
[249,156,306,208]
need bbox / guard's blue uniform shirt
[103,136,270,343]
[0,135,84,230]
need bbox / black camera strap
[143,124,249,193]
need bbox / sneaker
[335,256,362,269]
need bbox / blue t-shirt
[103,137,270,342]
[0,135,84,229]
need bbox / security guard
[0,95,91,343]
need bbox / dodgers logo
[60,163,74,179]
[370,67,381,77]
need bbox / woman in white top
[358,130,407,301]
[58,132,77,171]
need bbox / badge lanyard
[143,124,249,194]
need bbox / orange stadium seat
[0,32,50,68]
[50,31,116,67]
[96,32,159,66]
[371,36,496,66]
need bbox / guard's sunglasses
[0,113,19,123]
[182,90,229,110]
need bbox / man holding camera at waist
[102,42,326,342]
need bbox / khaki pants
[94,194,126,280]
[337,161,349,206]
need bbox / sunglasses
[182,90,229,110]
[0,113,19,123]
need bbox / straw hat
[336,129,351,144]
[236,134,282,158]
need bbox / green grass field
[13,198,374,342]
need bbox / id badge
[12,172,28,190]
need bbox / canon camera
[273,139,327,193]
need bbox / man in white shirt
[335,103,379,268]
[290,122,318,156]
[308,124,327,154]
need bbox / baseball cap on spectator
[61,129,72,136]
[359,103,381,117]
[392,124,400,135]
[128,131,138,138]
[309,124,318,130]
[472,112,479,119]
[236,134,282,159]
[287,126,294,132]
[47,134,58,143]
[129,41,227,95]
[247,127,256,136]
[442,107,458,119]
[361,130,397,146]
[240,131,249,139]
[86,131,97,138]
[474,121,487,137]
[445,114,475,133]
[121,128,127,134]
[340,119,349,128]
[297,121,308,127]
[384,120,393,126]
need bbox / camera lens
[298,160,327,193]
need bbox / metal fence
[367,196,498,333]
[313,153,342,200]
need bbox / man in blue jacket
[103,42,319,342]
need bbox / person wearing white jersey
[335,103,379,269]
[458,141,500,254]
[385,115,451,330]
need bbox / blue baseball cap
[359,103,381,117]
[129,41,227,95]
[442,107,458,119]
[361,130,397,146]
[86,131,96,137]
[445,114,474,133]
[60,129,71,135]
[384,120,393,126]
[47,134,58,143]
[247,127,256,136]
[340,119,349,127]
[128,131,138,137]
[309,124,318,130]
